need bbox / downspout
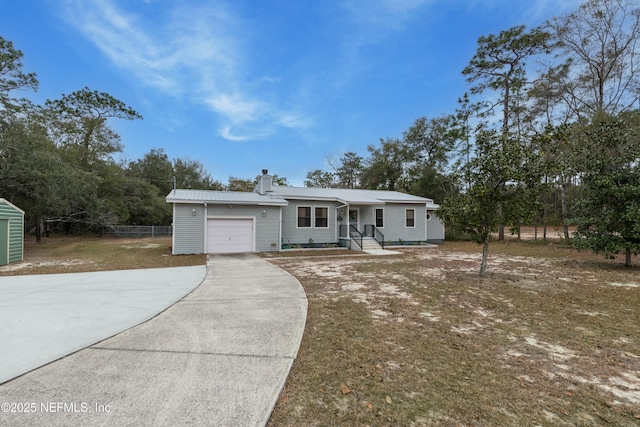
[279,206,283,252]
[424,203,428,242]
[203,203,208,254]
[171,203,176,255]
[336,203,348,241]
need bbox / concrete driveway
[0,266,207,384]
[0,254,307,427]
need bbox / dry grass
[3,234,638,425]
[267,240,640,426]
[0,235,205,276]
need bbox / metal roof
[0,198,25,214]
[166,189,288,206]
[166,187,439,208]
[270,186,434,205]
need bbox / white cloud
[277,113,314,130]
[218,123,276,142]
[524,0,583,22]
[459,0,583,25]
[59,0,312,141]
[205,94,263,124]
[328,0,431,89]
[343,0,430,38]
[219,126,249,141]
[73,3,176,88]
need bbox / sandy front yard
[267,242,640,426]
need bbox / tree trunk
[498,72,510,244]
[81,119,98,167]
[625,247,632,268]
[498,202,504,241]
[561,180,569,240]
[35,216,42,243]
[480,237,490,276]
[543,176,548,241]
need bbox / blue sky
[3,0,581,186]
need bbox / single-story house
[166,170,445,255]
[0,198,25,266]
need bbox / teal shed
[0,199,25,266]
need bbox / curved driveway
[0,265,207,384]
[0,254,307,427]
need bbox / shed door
[207,218,254,253]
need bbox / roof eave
[376,199,429,204]
[272,194,345,203]
[346,200,386,205]
[166,198,287,206]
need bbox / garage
[207,218,254,253]
[166,189,288,255]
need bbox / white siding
[172,204,205,255]
[281,201,429,245]
[426,210,445,242]
[365,204,427,243]
[281,201,340,246]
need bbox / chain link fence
[105,225,172,238]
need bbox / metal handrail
[364,224,374,236]
[373,226,385,249]
[364,224,385,248]
[349,225,363,250]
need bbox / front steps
[351,237,383,251]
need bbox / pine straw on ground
[266,241,640,426]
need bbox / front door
[348,208,359,231]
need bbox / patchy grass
[0,235,205,276]
[4,234,638,424]
[267,241,640,426]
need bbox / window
[405,209,415,227]
[297,206,311,228]
[315,207,328,228]
[375,208,384,227]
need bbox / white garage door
[207,218,254,253]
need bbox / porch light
[262,210,267,217]
[192,209,197,216]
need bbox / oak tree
[439,129,541,275]
[570,112,640,267]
